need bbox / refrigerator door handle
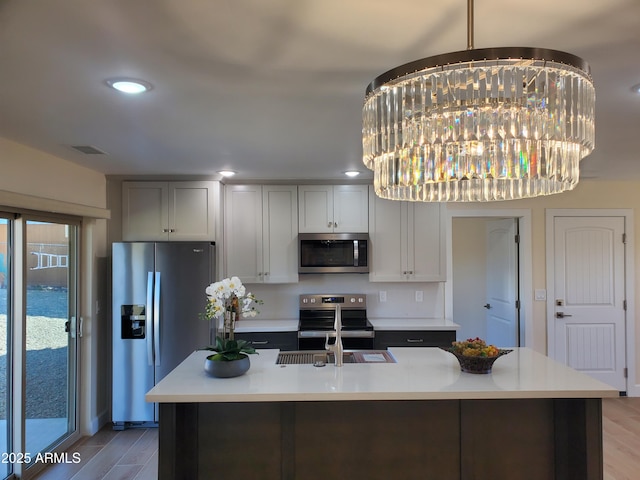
[147,271,154,366]
[154,271,161,366]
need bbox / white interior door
[550,216,626,391]
[485,219,519,347]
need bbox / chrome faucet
[325,304,343,367]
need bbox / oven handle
[298,330,375,339]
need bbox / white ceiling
[1,0,639,182]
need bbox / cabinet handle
[162,228,169,233]
[251,340,269,345]
[264,272,269,276]
[406,338,424,343]
[327,222,332,228]
[334,222,338,227]
[169,229,176,233]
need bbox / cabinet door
[409,203,446,281]
[298,185,333,233]
[122,181,169,241]
[262,186,298,283]
[374,330,456,349]
[333,185,369,233]
[169,181,216,241]
[369,190,408,282]
[234,332,298,351]
[224,185,263,283]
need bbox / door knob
[555,312,573,318]
[483,304,491,309]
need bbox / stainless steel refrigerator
[112,241,215,429]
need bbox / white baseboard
[626,384,640,398]
[85,409,110,436]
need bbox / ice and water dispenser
[121,304,146,339]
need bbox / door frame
[545,208,636,396]
[10,214,83,479]
[445,208,533,347]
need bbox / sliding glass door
[24,219,78,458]
[0,213,80,479]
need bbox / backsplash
[240,274,445,320]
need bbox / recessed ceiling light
[218,170,236,177]
[344,170,360,177]
[106,78,153,94]
[632,84,640,94]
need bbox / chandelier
[362,0,595,202]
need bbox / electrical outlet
[534,289,547,301]
[415,290,424,302]
[379,291,387,302]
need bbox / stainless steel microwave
[299,233,369,274]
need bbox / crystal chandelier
[362,0,595,202]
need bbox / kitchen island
[146,347,617,480]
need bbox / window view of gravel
[0,288,69,420]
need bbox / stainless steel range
[298,294,374,350]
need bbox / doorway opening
[445,209,533,348]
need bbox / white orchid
[202,277,262,320]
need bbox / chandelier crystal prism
[362,1,595,202]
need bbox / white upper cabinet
[122,181,217,241]
[224,185,298,284]
[369,189,446,282]
[298,185,368,233]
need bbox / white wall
[0,138,106,208]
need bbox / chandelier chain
[467,0,474,51]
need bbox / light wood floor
[603,396,640,480]
[32,396,640,480]
[33,427,157,480]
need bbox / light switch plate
[379,291,387,302]
[415,291,424,302]
[534,289,547,301]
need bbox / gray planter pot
[204,355,250,378]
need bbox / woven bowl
[440,347,512,374]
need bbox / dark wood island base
[157,397,603,480]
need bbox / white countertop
[369,318,460,331]
[232,319,298,333]
[146,347,617,403]
[231,318,458,333]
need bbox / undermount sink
[276,350,396,366]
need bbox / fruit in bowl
[441,337,511,374]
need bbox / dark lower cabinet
[374,330,456,349]
[234,331,298,351]
[158,397,604,480]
